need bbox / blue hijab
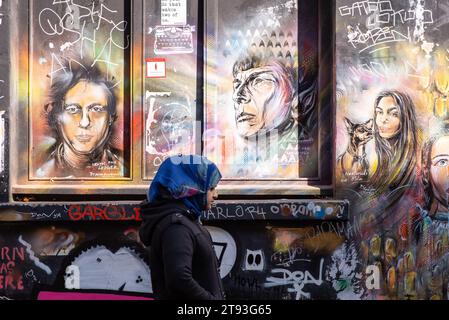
[147,155,222,217]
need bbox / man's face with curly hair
[59,81,111,154]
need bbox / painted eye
[435,159,449,167]
[391,112,399,118]
[90,105,106,113]
[64,105,80,114]
[252,78,273,89]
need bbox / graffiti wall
[336,0,449,299]
[0,201,349,300]
[1,0,421,301]
[214,222,364,300]
[0,223,153,300]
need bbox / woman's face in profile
[375,96,401,139]
[205,188,218,210]
[59,81,111,154]
[430,135,449,208]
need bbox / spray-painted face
[375,96,401,139]
[430,135,449,208]
[232,63,291,138]
[150,102,193,154]
[59,81,111,155]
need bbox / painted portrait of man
[231,54,301,169]
[232,55,299,140]
[36,62,126,179]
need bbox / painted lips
[237,113,256,123]
[76,135,93,143]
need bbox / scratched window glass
[28,0,131,180]
[143,0,199,179]
[204,0,320,180]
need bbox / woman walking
[139,155,225,300]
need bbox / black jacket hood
[139,199,192,247]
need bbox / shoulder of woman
[161,218,200,246]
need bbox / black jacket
[139,200,225,300]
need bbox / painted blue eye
[436,159,449,167]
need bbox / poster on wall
[204,0,319,180]
[336,0,449,300]
[28,0,131,180]
[143,0,198,180]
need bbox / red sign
[146,58,166,78]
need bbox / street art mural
[0,224,154,300]
[9,0,330,195]
[204,0,319,179]
[0,218,359,300]
[8,0,449,301]
[215,222,363,300]
[26,0,131,180]
[0,201,350,300]
[336,0,449,299]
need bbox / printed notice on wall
[161,0,187,26]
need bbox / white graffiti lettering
[340,0,433,53]
[38,0,130,82]
[265,259,324,300]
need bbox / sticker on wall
[161,0,187,26]
[153,25,195,55]
[146,58,167,78]
[205,226,237,279]
[243,249,265,272]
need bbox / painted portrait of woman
[339,90,418,199]
[408,127,449,300]
[421,128,449,219]
[370,90,418,195]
